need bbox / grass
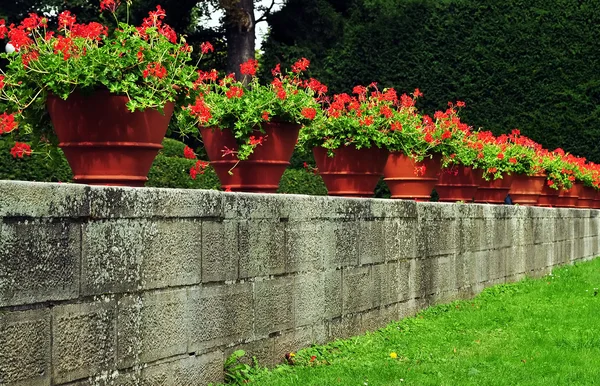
[243,258,600,386]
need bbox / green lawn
[244,258,600,386]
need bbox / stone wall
[0,180,598,386]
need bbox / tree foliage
[263,0,600,162]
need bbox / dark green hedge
[263,0,600,162]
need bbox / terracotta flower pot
[594,190,600,209]
[435,165,478,202]
[473,170,514,204]
[576,185,597,208]
[313,146,388,197]
[537,183,560,207]
[47,90,174,186]
[383,153,441,201]
[556,182,583,208]
[508,173,545,206]
[200,120,300,193]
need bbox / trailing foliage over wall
[263,0,600,161]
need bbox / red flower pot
[435,165,478,202]
[200,120,300,193]
[577,185,597,208]
[537,183,560,207]
[313,146,388,197]
[594,190,600,209]
[383,153,441,201]
[508,173,545,205]
[556,182,583,208]
[47,91,174,186]
[473,170,514,204]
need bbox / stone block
[506,245,526,277]
[202,220,238,282]
[294,272,325,327]
[81,220,146,295]
[473,251,490,284]
[487,248,507,281]
[371,261,410,308]
[0,220,80,307]
[0,181,89,218]
[328,220,359,268]
[285,221,333,273]
[0,309,51,386]
[342,266,373,314]
[385,218,418,261]
[238,220,285,278]
[118,289,188,367]
[361,304,399,333]
[327,314,362,341]
[416,211,456,258]
[409,258,435,298]
[141,351,223,386]
[254,277,294,336]
[141,220,202,289]
[188,283,253,353]
[223,193,282,220]
[324,269,342,319]
[533,218,555,245]
[88,186,222,219]
[369,198,418,219]
[456,217,478,253]
[53,300,117,384]
[358,220,386,265]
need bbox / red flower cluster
[183,146,196,160]
[188,98,211,124]
[0,113,17,134]
[301,107,317,120]
[143,62,167,79]
[0,19,7,39]
[189,160,209,179]
[58,11,76,30]
[240,59,259,76]
[200,41,214,54]
[226,86,244,99]
[249,136,265,146]
[137,6,177,43]
[100,0,121,12]
[10,142,32,158]
[291,58,310,73]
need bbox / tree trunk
[223,0,255,81]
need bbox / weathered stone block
[384,218,418,261]
[0,220,80,307]
[141,351,223,386]
[533,218,555,245]
[324,269,342,319]
[285,221,332,273]
[416,207,456,258]
[88,186,222,219]
[223,193,282,220]
[328,220,359,268]
[141,220,202,289]
[53,300,117,384]
[0,181,89,218]
[371,261,410,308]
[188,283,253,353]
[327,314,362,341]
[254,277,294,336]
[238,219,285,278]
[0,309,51,386]
[118,289,188,367]
[409,258,435,298]
[294,272,325,327]
[361,304,399,333]
[202,220,238,282]
[342,266,373,314]
[359,220,386,265]
[81,220,146,295]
